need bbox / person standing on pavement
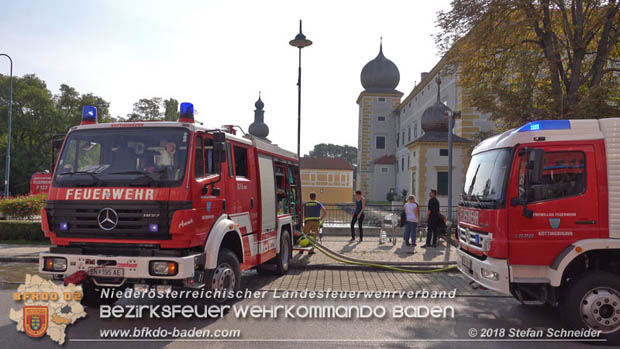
[403,195,419,248]
[350,190,365,242]
[424,189,440,248]
[302,192,326,254]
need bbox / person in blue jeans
[403,195,420,249]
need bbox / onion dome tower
[421,77,451,133]
[360,40,400,93]
[249,92,269,138]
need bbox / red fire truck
[30,172,52,195]
[38,104,301,305]
[457,119,620,343]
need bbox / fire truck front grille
[46,200,191,240]
[458,226,492,252]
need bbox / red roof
[301,157,354,171]
[373,155,396,164]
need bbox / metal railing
[322,204,457,228]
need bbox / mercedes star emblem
[97,208,119,231]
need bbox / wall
[301,169,354,204]
[407,142,467,207]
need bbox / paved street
[0,261,597,348]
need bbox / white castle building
[355,43,494,206]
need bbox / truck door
[507,144,599,266]
[229,143,258,234]
[192,133,220,236]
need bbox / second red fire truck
[39,103,301,305]
[457,119,620,343]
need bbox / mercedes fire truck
[38,104,301,305]
[457,119,620,343]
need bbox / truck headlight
[149,261,178,276]
[43,257,67,272]
[481,268,499,281]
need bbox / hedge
[0,194,47,218]
[0,221,46,241]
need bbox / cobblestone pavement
[291,235,457,266]
[246,269,495,297]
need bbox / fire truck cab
[457,119,620,343]
[39,104,301,305]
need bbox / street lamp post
[289,20,312,161]
[0,54,13,197]
[447,110,461,224]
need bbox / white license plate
[462,256,472,270]
[88,267,124,278]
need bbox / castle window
[377,97,386,103]
[437,172,448,195]
[414,123,418,138]
[408,127,411,142]
[377,116,385,121]
[396,133,399,146]
[440,149,449,156]
[375,136,385,149]
[381,167,388,173]
[401,158,404,171]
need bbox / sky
[0,0,452,156]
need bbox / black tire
[560,271,620,345]
[204,248,241,304]
[274,230,291,275]
[256,230,292,276]
[80,282,118,308]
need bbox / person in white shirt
[403,195,420,249]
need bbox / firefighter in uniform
[302,192,327,254]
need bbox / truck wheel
[274,230,291,275]
[205,248,241,304]
[80,282,118,308]
[256,230,291,276]
[560,271,620,345]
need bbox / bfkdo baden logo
[9,274,87,345]
[24,305,49,337]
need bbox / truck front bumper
[457,248,510,295]
[39,252,204,281]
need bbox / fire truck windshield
[462,148,512,207]
[53,127,190,188]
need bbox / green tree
[126,97,163,121]
[163,98,179,121]
[436,0,620,126]
[307,143,357,166]
[0,74,111,195]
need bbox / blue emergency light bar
[81,106,97,125]
[179,102,194,123]
[518,120,571,132]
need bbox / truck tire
[256,230,291,276]
[273,230,291,275]
[560,271,620,345]
[205,248,241,304]
[80,282,118,308]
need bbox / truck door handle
[251,197,254,209]
[576,220,596,225]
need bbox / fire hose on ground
[298,233,457,274]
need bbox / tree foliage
[436,0,620,127]
[307,143,358,166]
[126,97,180,121]
[0,74,111,195]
